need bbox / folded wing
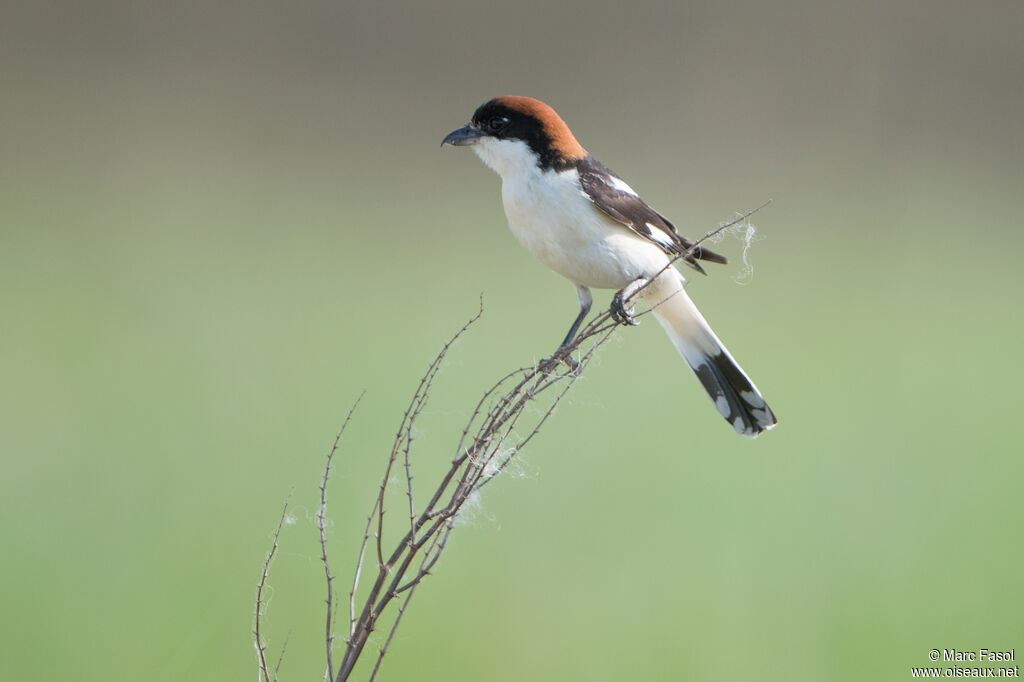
[576,157,728,274]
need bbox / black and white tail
[642,275,777,438]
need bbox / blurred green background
[2,1,1022,680]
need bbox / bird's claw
[610,293,638,327]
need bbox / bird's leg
[610,277,648,326]
[541,286,592,373]
[558,285,593,350]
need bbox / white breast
[473,138,671,290]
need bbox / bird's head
[442,96,587,176]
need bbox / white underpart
[472,137,669,290]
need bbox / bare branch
[254,205,771,682]
[336,300,484,681]
[334,204,771,680]
[254,500,290,682]
[320,393,365,682]
[274,632,290,682]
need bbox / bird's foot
[610,292,639,327]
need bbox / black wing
[576,156,727,274]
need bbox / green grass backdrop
[2,1,1022,680]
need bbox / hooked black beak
[442,124,482,147]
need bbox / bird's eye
[487,116,509,132]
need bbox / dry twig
[320,394,365,682]
[255,501,290,682]
[255,204,769,682]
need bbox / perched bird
[442,96,776,437]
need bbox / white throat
[471,137,540,179]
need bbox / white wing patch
[605,174,639,197]
[645,222,677,247]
